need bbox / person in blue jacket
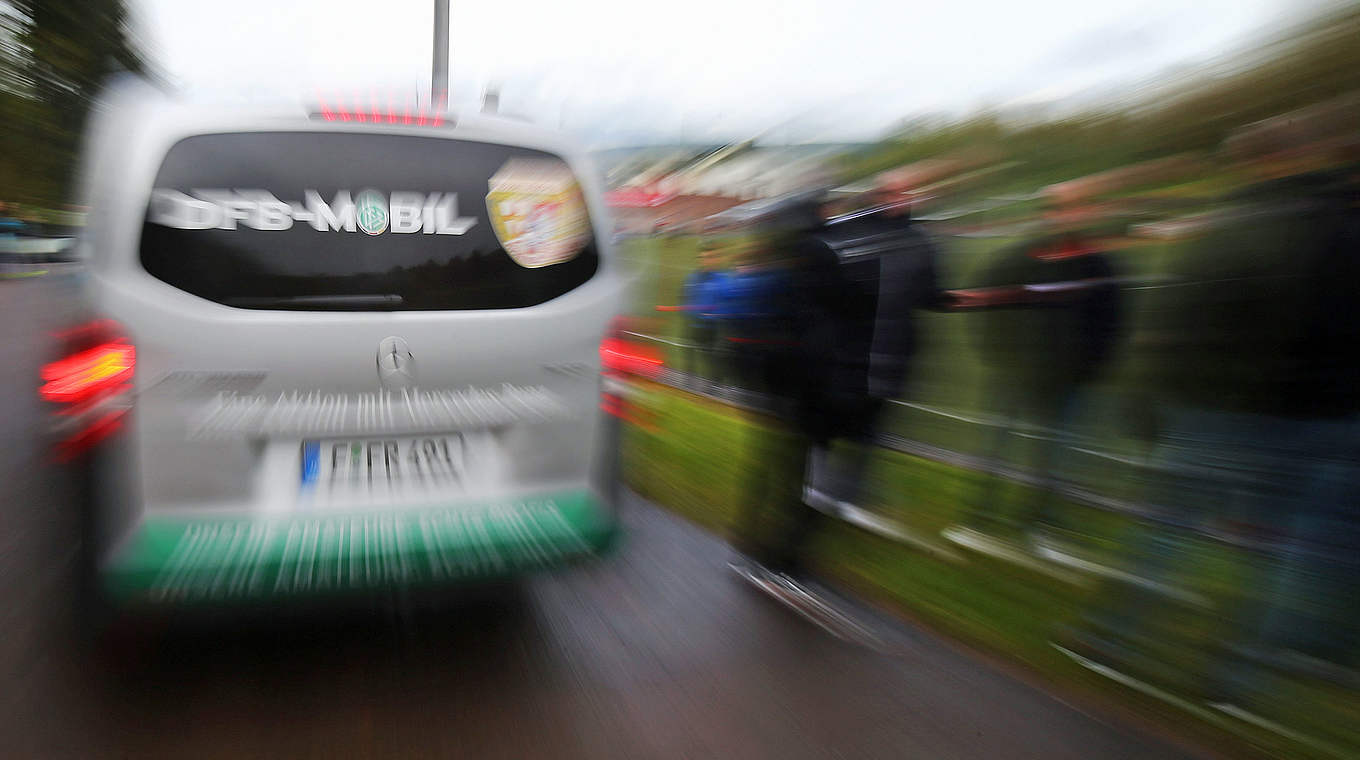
[679,237,734,383]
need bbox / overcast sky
[134,0,1334,147]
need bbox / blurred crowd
[634,93,1360,727]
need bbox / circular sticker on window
[486,159,590,268]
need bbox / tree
[838,4,1360,193]
[1,0,147,209]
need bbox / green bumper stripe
[106,490,614,603]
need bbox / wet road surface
[0,273,1201,759]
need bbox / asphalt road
[0,272,1202,759]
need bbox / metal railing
[626,346,1268,550]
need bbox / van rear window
[139,132,599,311]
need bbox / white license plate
[302,435,468,493]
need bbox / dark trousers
[731,351,831,574]
[733,424,824,573]
[685,321,722,381]
[963,384,1088,532]
[805,395,887,511]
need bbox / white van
[54,80,627,608]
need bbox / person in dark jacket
[1061,118,1360,719]
[942,181,1124,557]
[801,170,950,524]
[733,171,955,578]
[728,194,850,577]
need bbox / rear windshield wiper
[224,294,405,309]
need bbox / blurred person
[728,196,849,579]
[717,234,801,394]
[674,235,734,385]
[735,161,960,578]
[1059,106,1360,721]
[737,161,988,579]
[942,180,1124,561]
[801,165,952,528]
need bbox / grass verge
[620,378,1360,760]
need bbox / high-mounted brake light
[41,340,135,403]
[314,108,446,126]
[312,92,447,126]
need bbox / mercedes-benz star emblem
[377,336,416,389]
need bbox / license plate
[302,435,468,495]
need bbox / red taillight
[599,317,663,430]
[42,321,135,461]
[41,340,135,403]
[600,337,664,379]
[600,394,625,417]
[54,409,126,463]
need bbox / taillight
[599,318,662,430]
[311,92,446,126]
[599,337,664,379]
[42,320,135,461]
[55,410,127,462]
[40,340,135,403]
[600,394,625,417]
[599,316,665,380]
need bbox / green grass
[619,379,1360,760]
[0,268,48,279]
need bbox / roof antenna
[432,0,449,111]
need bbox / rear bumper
[101,489,616,606]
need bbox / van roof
[86,78,586,165]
